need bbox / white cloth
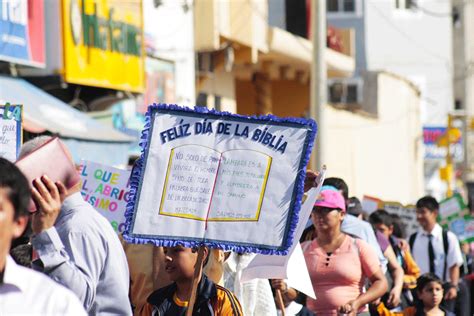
[411,223,464,281]
[278,301,304,316]
[224,253,278,316]
[0,256,86,315]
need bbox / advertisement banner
[362,196,418,237]
[140,58,176,113]
[383,202,418,237]
[0,104,22,162]
[423,127,463,161]
[62,0,144,92]
[439,194,473,243]
[0,0,45,67]
[124,104,317,255]
[79,160,131,234]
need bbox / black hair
[369,209,393,227]
[10,244,32,268]
[0,158,30,219]
[191,247,210,267]
[347,196,363,216]
[323,177,349,200]
[389,213,406,239]
[416,196,439,213]
[416,273,443,293]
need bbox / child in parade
[138,245,243,316]
[377,273,455,316]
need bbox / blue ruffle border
[123,103,317,255]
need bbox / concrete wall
[364,0,453,125]
[328,0,453,126]
[235,79,309,117]
[324,72,423,204]
[327,0,367,76]
[143,0,195,106]
[200,70,237,113]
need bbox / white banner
[0,104,22,161]
[79,160,131,234]
[124,106,317,254]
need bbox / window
[327,0,355,12]
[327,0,362,17]
[196,93,208,107]
[343,0,355,12]
[395,0,416,10]
[214,95,222,111]
[197,52,214,74]
[328,79,361,104]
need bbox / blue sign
[0,1,45,67]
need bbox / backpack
[409,229,449,280]
[389,236,407,271]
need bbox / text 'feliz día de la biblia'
[158,119,289,154]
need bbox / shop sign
[0,0,45,67]
[63,0,144,92]
[423,127,463,161]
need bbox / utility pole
[446,114,454,197]
[310,0,327,170]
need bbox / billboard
[62,0,144,92]
[0,0,45,67]
[423,127,463,161]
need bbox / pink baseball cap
[314,189,346,212]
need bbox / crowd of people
[1,136,473,316]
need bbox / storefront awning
[263,27,355,78]
[0,76,134,142]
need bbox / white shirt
[224,253,278,316]
[0,256,86,315]
[411,223,464,281]
[278,301,305,316]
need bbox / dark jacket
[140,275,242,316]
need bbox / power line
[367,1,452,64]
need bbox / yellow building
[194,0,355,115]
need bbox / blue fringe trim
[123,103,317,255]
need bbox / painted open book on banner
[123,104,317,255]
[159,145,271,222]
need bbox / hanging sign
[0,103,22,161]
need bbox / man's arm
[30,176,102,311]
[32,227,104,311]
[384,246,404,308]
[444,232,464,300]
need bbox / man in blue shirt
[19,136,132,315]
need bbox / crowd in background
[1,136,473,315]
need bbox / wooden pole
[186,247,205,316]
[275,289,286,316]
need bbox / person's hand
[398,239,409,252]
[386,288,401,308]
[31,175,67,234]
[270,279,288,292]
[304,170,320,192]
[444,286,457,300]
[338,299,360,316]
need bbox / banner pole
[186,247,205,316]
[276,289,286,316]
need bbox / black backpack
[409,229,449,280]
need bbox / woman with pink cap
[302,188,387,315]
